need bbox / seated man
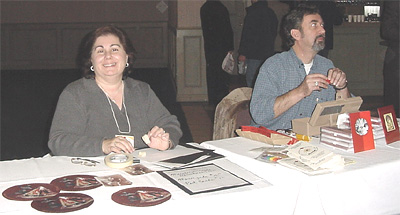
[250,4,350,130]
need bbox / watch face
[355,118,369,136]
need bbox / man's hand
[327,68,347,90]
[298,74,330,97]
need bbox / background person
[200,0,234,106]
[381,1,399,117]
[238,0,278,87]
[250,4,350,130]
[48,25,182,156]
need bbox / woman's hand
[102,136,134,154]
[147,126,171,151]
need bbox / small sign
[349,111,375,153]
[378,105,400,144]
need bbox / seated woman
[48,25,182,156]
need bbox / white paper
[159,164,251,194]
[132,145,202,163]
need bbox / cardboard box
[235,129,294,145]
[292,97,363,136]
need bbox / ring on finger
[315,81,319,86]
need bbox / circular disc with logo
[50,175,102,191]
[2,183,60,201]
[112,187,171,207]
[31,193,94,213]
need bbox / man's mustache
[316,34,325,40]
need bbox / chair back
[213,87,253,140]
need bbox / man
[238,0,278,87]
[200,0,234,106]
[381,1,399,116]
[250,4,350,130]
[268,0,290,52]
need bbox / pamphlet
[286,142,335,170]
[158,163,252,195]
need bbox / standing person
[238,0,278,87]
[250,4,351,130]
[307,1,343,58]
[201,0,234,106]
[381,1,399,116]
[268,0,290,52]
[48,25,182,156]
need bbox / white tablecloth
[201,137,400,215]
[0,145,278,215]
[2,139,399,215]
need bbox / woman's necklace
[97,81,131,134]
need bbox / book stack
[371,117,386,145]
[320,126,353,151]
[320,114,394,151]
[278,142,344,175]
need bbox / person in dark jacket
[238,0,278,87]
[200,0,234,106]
[381,1,399,116]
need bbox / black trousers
[383,45,400,116]
[205,51,230,106]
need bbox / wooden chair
[213,87,253,140]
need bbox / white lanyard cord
[98,82,131,134]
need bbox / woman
[48,25,182,156]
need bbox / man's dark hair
[282,4,320,48]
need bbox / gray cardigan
[48,77,182,156]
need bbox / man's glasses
[71,158,100,167]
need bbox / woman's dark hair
[282,4,320,49]
[77,25,136,79]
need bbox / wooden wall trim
[176,29,208,102]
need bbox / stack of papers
[323,113,398,150]
[371,117,386,145]
[320,126,353,151]
[278,142,344,175]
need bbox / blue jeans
[245,59,263,88]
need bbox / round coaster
[112,187,171,207]
[50,175,102,191]
[31,193,94,213]
[2,183,60,201]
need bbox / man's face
[298,14,326,52]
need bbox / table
[0,145,283,215]
[1,138,399,215]
[202,137,400,215]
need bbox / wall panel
[176,29,207,102]
[1,22,168,70]
[330,23,385,96]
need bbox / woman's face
[91,34,128,80]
